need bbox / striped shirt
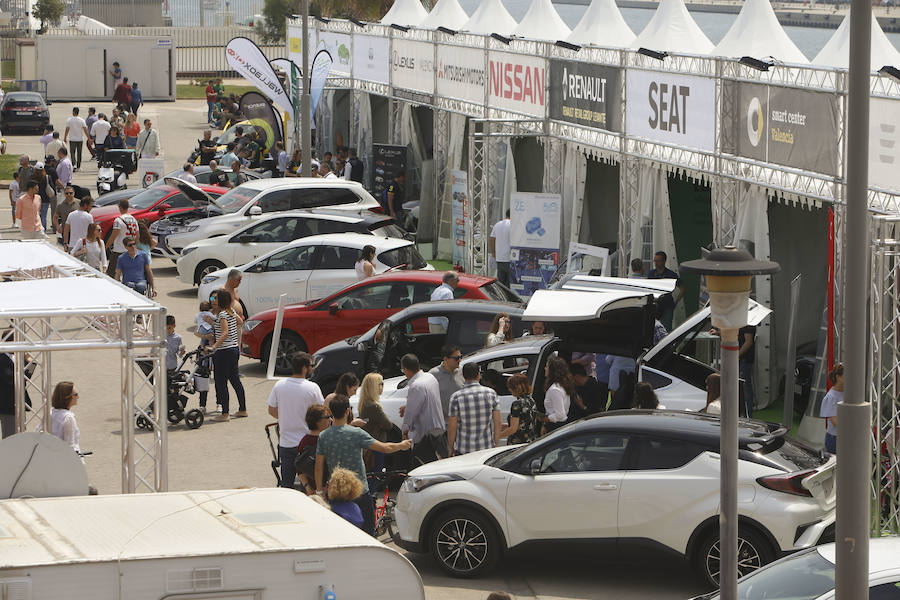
[214,310,239,350]
[448,382,499,455]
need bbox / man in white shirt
[89,114,111,163]
[46,131,65,158]
[106,197,138,276]
[319,162,338,179]
[400,353,447,465]
[428,271,459,333]
[490,209,511,287]
[64,196,94,250]
[63,107,89,170]
[178,163,197,184]
[136,118,161,158]
[266,352,324,488]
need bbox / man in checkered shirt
[447,362,501,456]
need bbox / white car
[691,537,900,599]
[393,411,836,585]
[198,233,431,317]
[154,178,381,260]
[176,209,408,285]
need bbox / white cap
[34,161,44,169]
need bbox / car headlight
[402,474,463,493]
[181,247,197,257]
[243,319,261,331]
[201,274,222,284]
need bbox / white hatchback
[197,233,432,317]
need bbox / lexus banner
[724,81,839,177]
[226,37,293,115]
[549,59,622,133]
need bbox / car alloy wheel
[195,260,226,284]
[698,528,772,587]
[430,509,499,577]
[268,331,306,376]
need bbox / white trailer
[0,488,425,600]
[35,35,176,101]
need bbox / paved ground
[0,99,707,600]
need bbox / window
[628,437,704,470]
[454,317,495,350]
[535,433,629,473]
[386,282,436,309]
[236,218,296,244]
[641,369,673,390]
[257,189,293,213]
[371,222,408,239]
[292,187,359,208]
[261,245,316,272]
[308,218,357,235]
[479,281,522,303]
[164,193,195,209]
[334,283,393,310]
[377,245,428,269]
[870,582,900,599]
[316,245,358,269]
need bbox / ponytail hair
[828,363,844,385]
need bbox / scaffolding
[0,240,167,494]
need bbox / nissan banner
[226,37,293,115]
[437,45,485,105]
[488,51,547,118]
[353,34,390,85]
[391,38,435,103]
[625,70,715,152]
[549,59,622,132]
[724,81,839,176]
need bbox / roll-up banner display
[238,91,284,152]
[487,51,547,118]
[548,59,622,133]
[509,192,562,299]
[451,170,469,267]
[391,38,435,103]
[724,81,839,177]
[226,37,293,115]
[870,97,900,192]
[353,34,390,85]
[625,69,715,153]
[318,31,351,76]
[437,46,485,105]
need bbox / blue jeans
[124,279,147,295]
[825,432,837,454]
[279,444,299,489]
[207,101,215,123]
[39,202,50,229]
[739,360,754,418]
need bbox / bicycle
[368,469,407,544]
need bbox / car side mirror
[357,342,366,352]
[529,458,542,475]
[329,302,340,315]
[158,203,171,214]
[252,263,265,273]
[238,234,254,244]
[249,206,262,216]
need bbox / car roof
[240,209,388,225]
[554,274,677,297]
[281,232,411,250]
[816,537,900,573]
[461,335,548,362]
[365,270,496,287]
[238,178,367,191]
[574,410,785,448]
[387,299,525,322]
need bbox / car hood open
[162,177,223,209]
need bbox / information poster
[372,144,408,208]
[450,169,468,268]
[509,192,561,298]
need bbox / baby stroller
[135,347,209,431]
[97,148,137,195]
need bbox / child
[165,315,185,373]
[195,300,216,341]
[193,301,216,413]
[326,467,364,529]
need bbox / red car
[241,271,521,374]
[90,180,228,241]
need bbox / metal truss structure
[869,216,900,535]
[433,108,450,253]
[0,242,167,494]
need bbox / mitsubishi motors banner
[509,192,562,298]
[725,81,839,176]
[318,31,351,76]
[870,97,900,192]
[488,51,547,118]
[437,45,485,105]
[549,59,622,132]
[226,37,293,115]
[391,38,435,103]
[353,34,389,85]
[625,70,715,152]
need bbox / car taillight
[757,469,815,497]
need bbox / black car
[310,299,526,393]
[0,92,50,132]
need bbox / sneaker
[232,410,248,418]
[212,414,230,422]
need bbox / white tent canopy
[0,278,156,313]
[632,0,714,55]
[0,240,86,273]
[420,0,469,30]
[567,0,636,47]
[713,0,807,63]
[76,15,114,34]
[514,0,570,40]
[813,10,900,69]
[463,0,517,35]
[380,0,427,27]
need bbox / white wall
[36,36,176,101]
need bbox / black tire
[184,408,204,429]
[694,526,775,588]
[194,260,226,285]
[264,330,307,376]
[429,508,501,578]
[167,406,184,424]
[135,415,153,431]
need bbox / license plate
[16,111,28,116]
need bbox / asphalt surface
[0,98,707,600]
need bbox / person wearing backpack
[295,404,332,495]
[266,352,324,489]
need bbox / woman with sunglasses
[50,381,82,456]
[296,404,332,495]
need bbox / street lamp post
[682,247,779,599]
[299,0,312,177]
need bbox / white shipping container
[0,488,425,599]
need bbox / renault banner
[725,81,839,176]
[625,70,715,152]
[353,34,390,85]
[437,46,485,105]
[549,59,622,132]
[226,37,293,115]
[391,38,435,103]
[870,97,900,192]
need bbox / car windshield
[479,281,523,303]
[487,423,576,469]
[216,124,244,146]
[214,186,261,213]
[378,245,428,269]
[371,223,408,239]
[5,95,44,107]
[128,187,174,210]
[749,436,829,472]
[705,548,834,600]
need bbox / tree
[261,0,393,42]
[33,0,65,31]
[261,0,295,44]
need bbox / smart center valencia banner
[724,81,839,176]
[549,59,622,132]
[625,70,715,152]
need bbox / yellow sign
[289,37,301,54]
